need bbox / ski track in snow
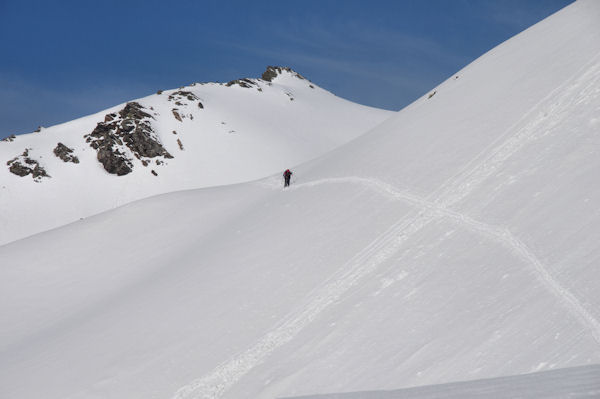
[436,51,600,209]
[292,176,600,345]
[171,52,600,399]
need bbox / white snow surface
[283,365,600,398]
[0,69,391,245]
[2,1,600,399]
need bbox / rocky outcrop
[168,90,198,102]
[53,143,79,163]
[223,66,307,89]
[6,148,50,181]
[172,109,182,122]
[84,102,172,176]
[167,90,203,113]
[2,134,16,142]
[168,90,203,109]
[86,122,133,175]
[261,66,306,82]
[225,78,256,88]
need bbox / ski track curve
[292,176,600,345]
[172,52,600,399]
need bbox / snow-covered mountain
[2,1,600,399]
[0,66,392,245]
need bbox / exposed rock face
[172,109,182,122]
[261,66,306,82]
[225,78,256,88]
[2,134,16,142]
[168,90,198,102]
[84,102,172,176]
[6,148,50,181]
[223,66,307,89]
[53,143,79,163]
[86,122,132,176]
[166,90,203,116]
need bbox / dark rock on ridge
[168,91,199,102]
[261,66,306,82]
[119,102,152,121]
[226,78,256,88]
[2,134,16,142]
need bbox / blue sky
[0,0,573,138]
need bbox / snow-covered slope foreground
[3,1,600,398]
[0,67,392,245]
[285,365,600,398]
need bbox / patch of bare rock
[84,102,172,176]
[7,148,50,181]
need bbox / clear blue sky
[0,0,573,138]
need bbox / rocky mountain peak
[261,66,306,82]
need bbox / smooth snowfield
[2,1,600,398]
[0,69,391,246]
[283,365,600,398]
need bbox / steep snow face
[3,1,600,399]
[0,67,392,245]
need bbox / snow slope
[284,365,600,398]
[2,1,600,399]
[0,67,392,245]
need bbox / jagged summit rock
[225,66,308,88]
[226,78,256,88]
[118,102,152,121]
[261,66,306,82]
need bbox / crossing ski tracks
[172,46,600,399]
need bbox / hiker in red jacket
[283,169,293,187]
